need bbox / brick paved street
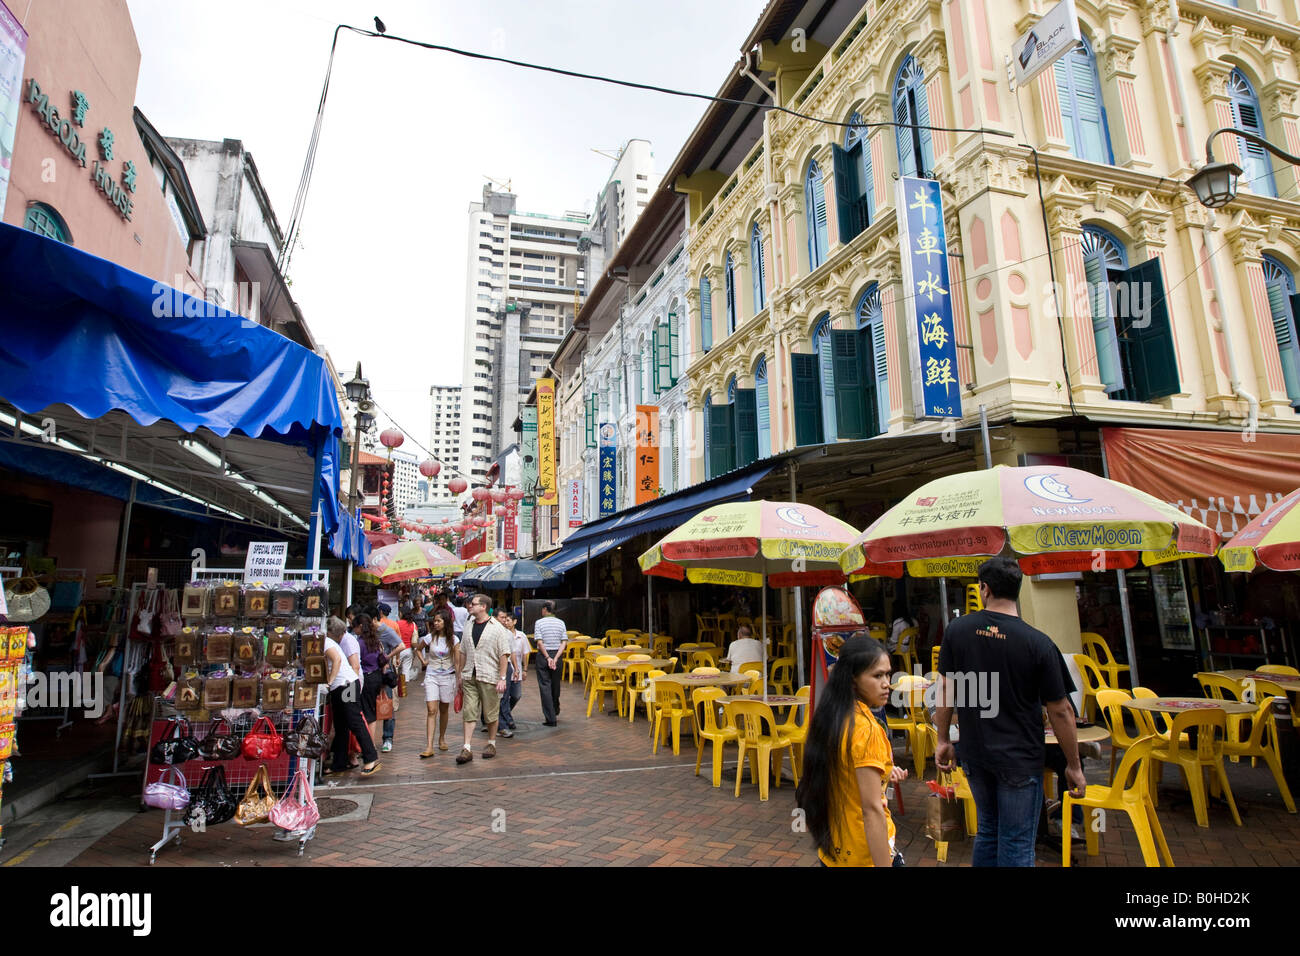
[4,674,1298,867]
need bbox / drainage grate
[315,798,359,820]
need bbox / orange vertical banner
[635,405,660,505]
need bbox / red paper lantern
[419,459,441,478]
[379,428,405,449]
[474,516,489,528]
[447,476,468,495]
[490,489,507,503]
[471,487,489,501]
[507,489,525,501]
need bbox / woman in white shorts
[415,609,458,757]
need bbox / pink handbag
[269,767,319,832]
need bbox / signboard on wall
[521,405,537,537]
[537,378,557,506]
[1012,0,1082,87]
[635,405,660,505]
[244,542,288,582]
[568,478,583,528]
[896,176,963,421]
[598,423,617,517]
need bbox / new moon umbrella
[468,549,510,568]
[477,559,563,591]
[357,540,465,584]
[1219,488,1300,572]
[639,500,863,694]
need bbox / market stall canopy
[0,224,345,540]
[477,559,563,591]
[1219,488,1300,572]
[839,464,1219,577]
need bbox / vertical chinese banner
[503,512,517,551]
[0,1,29,216]
[598,423,617,517]
[634,405,660,505]
[568,478,583,528]
[896,176,963,420]
[520,406,537,539]
[537,378,558,506]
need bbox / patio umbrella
[477,559,563,591]
[356,540,465,585]
[837,464,1219,684]
[639,500,863,696]
[458,564,492,584]
[1219,488,1300,572]
[467,549,510,568]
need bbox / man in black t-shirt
[935,557,1085,867]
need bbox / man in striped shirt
[532,601,568,727]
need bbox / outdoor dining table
[1124,697,1257,715]
[655,672,752,692]
[589,657,674,672]
[1046,724,1112,744]
[1215,670,1300,693]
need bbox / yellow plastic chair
[1073,654,1108,722]
[739,662,765,695]
[1195,672,1253,758]
[565,630,580,638]
[1081,632,1130,689]
[663,656,679,674]
[1256,664,1300,678]
[586,655,626,718]
[1149,708,1241,828]
[716,613,736,638]
[1096,689,1141,784]
[688,650,717,670]
[894,675,934,776]
[965,583,983,614]
[1223,696,1297,813]
[1249,678,1300,729]
[691,666,721,676]
[1131,687,1183,742]
[651,679,697,755]
[895,626,920,677]
[693,687,738,788]
[651,635,673,659]
[923,724,977,836]
[777,686,812,770]
[727,700,797,802]
[562,643,586,684]
[640,669,666,724]
[695,614,719,646]
[1063,736,1173,867]
[770,657,795,696]
[624,663,655,724]
[931,644,941,674]
[625,653,651,662]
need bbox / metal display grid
[144,567,328,862]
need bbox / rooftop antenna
[484,175,512,191]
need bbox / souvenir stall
[0,222,359,851]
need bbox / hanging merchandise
[3,577,50,623]
[266,627,292,667]
[148,718,200,765]
[268,766,319,832]
[159,590,182,638]
[261,675,288,712]
[185,765,237,828]
[245,582,270,618]
[130,586,158,638]
[173,627,198,665]
[181,583,210,619]
[212,581,241,618]
[197,717,240,760]
[233,628,260,667]
[235,765,277,826]
[143,767,190,811]
[241,715,284,760]
[205,628,232,664]
[283,713,325,758]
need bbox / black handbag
[381,661,399,689]
[197,717,240,761]
[185,764,237,827]
[283,713,326,759]
[149,718,200,765]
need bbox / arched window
[1229,70,1276,198]
[813,315,838,443]
[755,355,771,459]
[805,160,829,270]
[724,250,738,335]
[1081,225,1180,402]
[699,274,713,353]
[1263,255,1300,407]
[1054,34,1113,165]
[833,112,874,243]
[893,55,934,178]
[856,284,889,436]
[751,223,767,312]
[23,203,71,243]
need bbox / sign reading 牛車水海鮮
[598,423,617,518]
[896,176,962,421]
[244,542,288,583]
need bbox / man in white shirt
[532,602,568,726]
[451,596,469,639]
[726,624,764,674]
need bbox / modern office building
[427,384,461,502]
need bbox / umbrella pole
[586,544,591,599]
[788,463,806,689]
[1117,568,1141,686]
[647,573,654,651]
[938,577,949,650]
[762,574,768,704]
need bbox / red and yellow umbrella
[356,540,465,584]
[839,464,1218,577]
[467,549,510,568]
[1219,488,1300,572]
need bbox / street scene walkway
[3,675,1298,868]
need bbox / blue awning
[542,464,772,574]
[0,223,344,539]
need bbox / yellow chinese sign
[537,377,557,506]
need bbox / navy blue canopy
[0,223,346,543]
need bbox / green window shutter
[914,83,934,175]
[733,389,758,468]
[668,315,680,385]
[1084,250,1125,393]
[656,324,672,394]
[791,352,823,447]
[1266,285,1300,405]
[831,144,861,244]
[756,374,771,458]
[817,331,838,442]
[832,329,867,439]
[707,402,735,478]
[858,327,880,438]
[1118,258,1180,401]
[585,393,596,448]
[700,277,713,352]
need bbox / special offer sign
[244,542,288,582]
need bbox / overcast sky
[125,0,765,458]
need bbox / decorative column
[864,93,893,215]
[1100,35,1150,169]
[1225,211,1294,415]
[1169,199,1232,411]
[1262,78,1300,198]
[915,32,954,165]
[1042,183,1106,401]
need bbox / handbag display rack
[143,566,329,862]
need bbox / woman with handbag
[354,614,391,753]
[324,616,379,777]
[795,635,908,867]
[415,609,457,758]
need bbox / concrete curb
[1,750,117,827]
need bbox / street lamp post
[343,362,374,610]
[1188,127,1300,209]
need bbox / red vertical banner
[503,514,517,551]
[635,405,660,505]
